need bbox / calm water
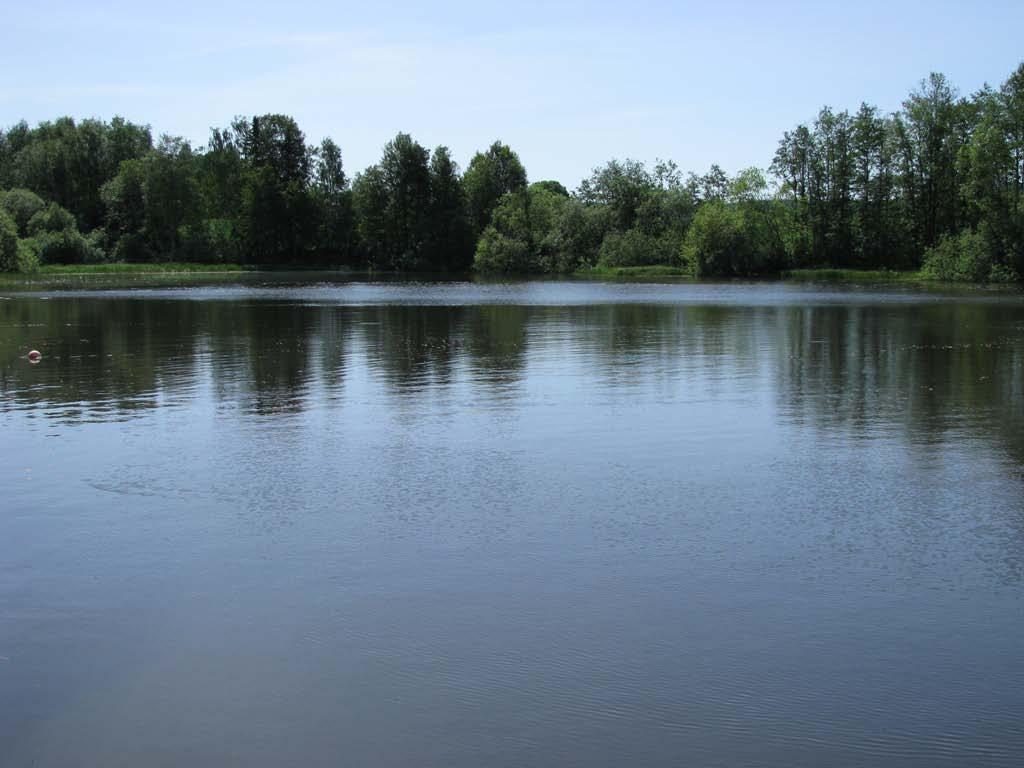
[2,277,1023,767]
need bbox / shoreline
[0,262,1013,287]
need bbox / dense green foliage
[463,142,528,236]
[0,209,19,272]
[2,62,1023,280]
[353,134,474,270]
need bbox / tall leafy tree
[234,114,316,263]
[0,188,46,237]
[771,125,814,264]
[896,73,967,251]
[101,159,148,260]
[142,136,201,257]
[463,141,527,235]
[312,137,355,262]
[577,159,654,231]
[234,114,310,186]
[0,208,18,272]
[3,116,151,232]
[474,183,571,273]
[353,133,433,270]
[426,146,473,270]
[200,126,243,221]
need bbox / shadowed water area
[1,277,1023,767]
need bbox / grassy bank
[574,265,693,279]
[779,268,926,282]
[574,265,930,283]
[0,263,982,286]
[31,262,250,275]
[0,262,255,287]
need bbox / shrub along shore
[2,63,1023,282]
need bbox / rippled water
[2,277,1023,767]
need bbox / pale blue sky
[3,1,1022,186]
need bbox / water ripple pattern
[1,279,1022,767]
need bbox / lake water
[2,277,1023,767]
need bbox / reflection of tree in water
[773,303,1024,464]
[356,305,464,392]
[347,304,532,404]
[313,307,350,397]
[770,301,1024,585]
[462,304,529,399]
[557,304,768,399]
[0,298,202,421]
[238,302,319,415]
[2,295,1022,469]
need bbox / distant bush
[177,218,239,263]
[534,199,609,273]
[111,232,152,263]
[85,228,112,261]
[921,230,989,281]
[474,187,574,273]
[681,200,780,276]
[598,228,680,267]
[30,228,104,265]
[920,229,1019,282]
[530,180,570,198]
[474,226,532,272]
[0,209,19,271]
[16,238,41,272]
[27,202,77,237]
[681,201,749,276]
[987,261,1021,283]
[0,188,47,237]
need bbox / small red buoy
[27,350,41,363]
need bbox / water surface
[2,278,1023,767]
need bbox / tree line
[1,62,1022,281]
